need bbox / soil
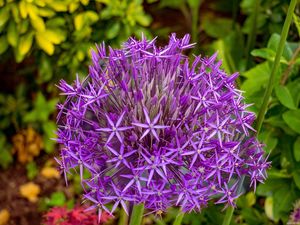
[0,156,70,225]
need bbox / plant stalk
[255,0,298,134]
[245,0,260,69]
[191,2,200,44]
[129,203,144,225]
[222,0,298,224]
[118,207,129,225]
[173,211,184,225]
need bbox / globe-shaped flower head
[56,34,269,216]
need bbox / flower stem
[255,0,298,134]
[245,0,260,69]
[173,211,184,225]
[191,2,201,44]
[222,1,298,224]
[129,203,144,225]
[222,176,246,225]
[222,206,234,225]
[118,207,128,225]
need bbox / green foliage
[0,0,151,76]
[26,161,38,180]
[39,191,74,211]
[0,133,13,169]
[0,0,299,224]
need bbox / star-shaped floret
[97,112,132,144]
[132,108,169,141]
[182,134,214,168]
[215,182,241,207]
[101,183,135,215]
[135,150,169,186]
[207,113,232,147]
[191,90,214,111]
[106,145,136,168]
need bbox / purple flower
[289,200,300,225]
[56,34,269,216]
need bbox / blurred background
[0,0,299,224]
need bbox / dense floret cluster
[56,34,269,216]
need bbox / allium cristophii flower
[56,34,269,216]
[288,200,300,225]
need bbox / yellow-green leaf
[48,2,68,12]
[15,48,25,63]
[19,20,29,34]
[19,1,28,19]
[0,36,8,54]
[293,13,300,36]
[34,0,46,7]
[80,0,89,6]
[38,8,55,17]
[69,2,79,13]
[7,21,18,47]
[74,14,84,30]
[18,32,34,55]
[265,197,274,221]
[44,29,62,44]
[30,16,46,31]
[36,33,54,55]
[11,3,21,23]
[0,7,10,27]
[27,3,39,19]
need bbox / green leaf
[0,134,13,169]
[264,197,274,221]
[26,162,38,180]
[256,178,289,197]
[24,92,57,123]
[106,22,120,39]
[7,21,18,47]
[135,13,152,27]
[267,33,293,61]
[287,78,300,106]
[293,13,300,36]
[187,0,202,8]
[275,85,296,109]
[251,48,288,64]
[293,171,300,189]
[241,62,270,97]
[159,0,185,8]
[48,192,66,207]
[30,15,46,31]
[0,7,10,27]
[282,110,300,134]
[36,32,54,55]
[38,55,53,83]
[74,11,99,30]
[294,137,300,162]
[42,121,56,153]
[0,35,8,54]
[273,186,294,221]
[203,17,233,38]
[18,32,34,56]
[258,130,278,153]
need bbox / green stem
[173,211,184,225]
[191,4,200,44]
[245,0,260,69]
[118,207,128,225]
[255,0,298,134]
[222,1,298,224]
[222,176,245,225]
[232,0,239,29]
[129,203,144,225]
[222,206,234,225]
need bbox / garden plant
[0,0,299,225]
